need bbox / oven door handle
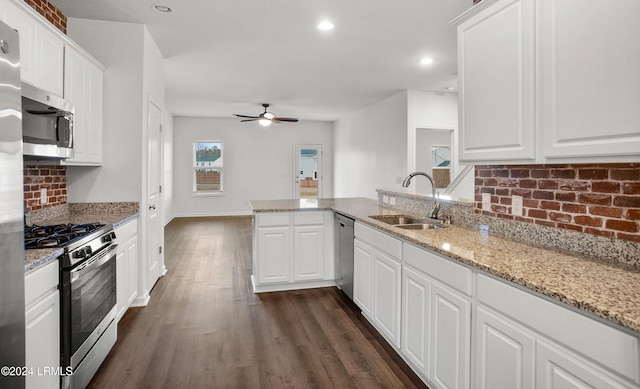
[70,244,118,283]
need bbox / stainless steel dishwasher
[334,212,355,300]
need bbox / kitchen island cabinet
[252,210,334,292]
[24,260,60,389]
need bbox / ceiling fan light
[264,112,275,119]
[259,118,272,126]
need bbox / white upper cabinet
[63,44,104,165]
[34,22,63,96]
[538,0,640,160]
[0,0,64,95]
[452,0,640,163]
[0,0,36,84]
[456,0,536,163]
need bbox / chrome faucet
[402,172,440,219]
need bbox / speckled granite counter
[250,198,640,334]
[25,202,139,273]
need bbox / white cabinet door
[475,305,535,389]
[431,282,471,389]
[0,0,36,84]
[257,226,291,284]
[402,265,432,378]
[372,249,402,348]
[457,0,536,162]
[536,341,632,389]
[125,234,139,307]
[25,289,60,389]
[25,260,60,389]
[63,45,104,165]
[34,22,63,96]
[293,225,324,281]
[353,239,374,317]
[538,0,640,160]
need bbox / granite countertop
[25,204,139,273]
[250,198,640,334]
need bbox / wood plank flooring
[88,216,427,389]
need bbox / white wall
[173,117,333,216]
[65,20,145,202]
[162,113,174,224]
[333,91,409,198]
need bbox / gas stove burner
[24,223,106,249]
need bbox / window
[193,141,223,193]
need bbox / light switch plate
[382,195,389,204]
[512,195,523,216]
[482,192,491,211]
[40,188,47,204]
[389,197,396,206]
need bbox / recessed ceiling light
[419,57,435,65]
[152,5,172,13]
[317,21,335,31]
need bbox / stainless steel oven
[59,226,118,389]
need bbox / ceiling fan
[234,104,299,126]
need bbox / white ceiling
[49,0,471,121]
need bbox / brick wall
[23,0,66,34]
[24,165,67,211]
[475,164,640,243]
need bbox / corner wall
[333,91,409,199]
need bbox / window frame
[192,140,224,196]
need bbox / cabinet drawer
[294,211,324,225]
[355,222,401,259]
[115,218,138,241]
[478,273,640,384]
[25,260,59,307]
[404,242,472,296]
[257,212,290,227]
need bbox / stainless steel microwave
[21,82,74,159]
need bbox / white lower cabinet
[402,243,472,389]
[253,211,334,292]
[536,340,633,389]
[353,222,402,348]
[115,218,138,321]
[477,273,640,389]
[353,239,374,317]
[474,306,535,389]
[24,260,60,389]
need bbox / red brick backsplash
[24,165,67,212]
[22,0,66,34]
[475,164,640,243]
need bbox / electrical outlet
[40,188,47,204]
[389,197,396,206]
[482,192,491,211]
[512,195,523,216]
[382,195,389,204]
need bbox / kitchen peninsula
[251,196,640,389]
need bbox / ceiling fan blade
[272,117,299,123]
[234,114,260,119]
[240,119,259,122]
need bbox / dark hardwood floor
[88,216,427,389]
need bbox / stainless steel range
[25,223,118,389]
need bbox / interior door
[147,101,163,290]
[294,144,322,200]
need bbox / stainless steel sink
[395,223,445,230]
[369,214,446,230]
